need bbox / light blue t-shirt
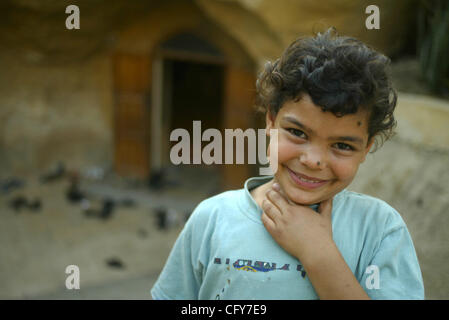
[151,176,424,300]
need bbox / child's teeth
[298,176,319,183]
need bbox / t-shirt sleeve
[360,209,425,299]
[150,202,211,300]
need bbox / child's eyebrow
[283,116,364,146]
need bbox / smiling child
[151,28,424,300]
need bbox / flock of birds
[3,162,191,230]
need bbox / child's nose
[299,148,325,169]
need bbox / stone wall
[349,93,449,299]
[0,50,114,175]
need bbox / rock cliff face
[197,0,417,62]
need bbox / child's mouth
[286,167,329,189]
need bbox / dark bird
[83,198,115,221]
[0,177,25,195]
[155,207,168,230]
[148,169,166,190]
[9,196,27,212]
[106,257,125,269]
[27,198,42,212]
[40,162,65,184]
[100,198,115,220]
[66,179,85,203]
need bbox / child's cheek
[275,138,298,163]
[330,157,360,183]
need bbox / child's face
[266,93,374,205]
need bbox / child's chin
[290,198,319,206]
[286,191,322,206]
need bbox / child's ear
[361,138,375,163]
[265,110,275,136]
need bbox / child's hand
[261,183,334,262]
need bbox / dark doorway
[166,59,224,160]
[160,59,224,193]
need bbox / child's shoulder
[338,189,405,228]
[340,189,390,206]
[187,188,245,223]
[198,188,244,208]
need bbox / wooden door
[222,65,257,190]
[113,53,151,178]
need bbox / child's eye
[286,128,306,138]
[334,142,354,151]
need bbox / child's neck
[250,177,292,209]
[250,178,322,208]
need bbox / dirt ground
[0,166,217,299]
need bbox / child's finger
[261,212,276,232]
[262,199,281,222]
[272,182,281,191]
[272,183,295,205]
[266,189,289,210]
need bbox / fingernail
[272,183,280,191]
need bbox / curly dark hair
[255,27,397,151]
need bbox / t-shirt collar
[239,176,322,223]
